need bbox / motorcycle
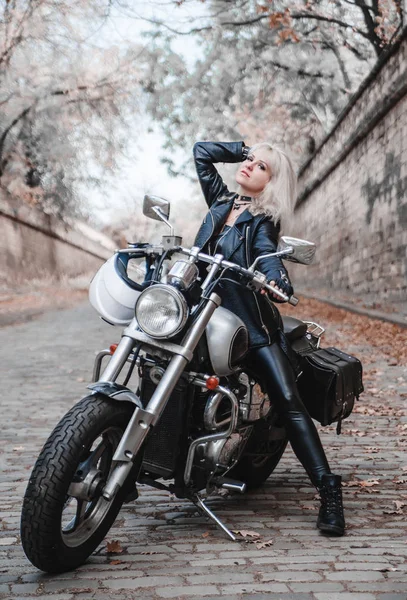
[20,195,340,573]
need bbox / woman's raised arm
[193,141,248,207]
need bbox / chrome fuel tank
[206,306,248,376]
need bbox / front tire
[21,394,135,573]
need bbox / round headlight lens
[135,284,189,339]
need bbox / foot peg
[193,495,237,541]
[215,477,246,494]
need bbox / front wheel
[230,412,288,489]
[21,394,136,573]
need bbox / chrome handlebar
[179,247,299,306]
[118,243,299,306]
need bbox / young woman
[193,140,345,536]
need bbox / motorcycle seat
[282,316,307,341]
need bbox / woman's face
[235,147,272,196]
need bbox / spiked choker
[233,195,252,211]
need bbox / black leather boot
[317,474,345,536]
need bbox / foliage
[138,0,404,173]
[0,0,142,219]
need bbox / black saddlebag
[296,347,364,432]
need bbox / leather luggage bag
[296,347,364,433]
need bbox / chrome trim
[167,260,199,290]
[88,382,142,407]
[92,349,112,382]
[194,496,236,541]
[305,321,325,348]
[184,383,239,486]
[204,392,231,431]
[123,322,193,361]
[102,294,222,500]
[99,336,135,383]
[248,248,294,272]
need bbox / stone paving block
[10,582,40,594]
[155,584,220,597]
[289,582,345,593]
[218,582,290,594]
[186,572,254,585]
[314,594,377,600]
[104,575,183,589]
[187,557,247,566]
[261,571,324,582]
[42,580,101,593]
[2,303,407,600]
[326,570,385,581]
[0,584,10,595]
[17,596,75,600]
[333,562,395,570]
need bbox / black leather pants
[248,343,331,487]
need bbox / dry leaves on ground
[383,501,406,515]
[393,477,407,485]
[280,298,407,363]
[343,479,380,489]
[233,529,260,539]
[106,540,123,554]
[233,530,274,549]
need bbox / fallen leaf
[393,477,407,485]
[106,540,123,554]
[255,539,273,549]
[202,531,210,538]
[360,479,380,487]
[343,479,380,489]
[109,560,122,565]
[233,529,260,539]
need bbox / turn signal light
[206,376,219,390]
[109,344,118,354]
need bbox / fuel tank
[206,306,248,376]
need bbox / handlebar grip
[288,295,299,306]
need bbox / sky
[87,1,207,225]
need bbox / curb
[298,291,407,329]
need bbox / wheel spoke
[73,499,88,530]
[87,438,109,466]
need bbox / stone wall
[288,29,407,304]
[0,192,115,288]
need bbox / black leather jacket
[193,141,292,349]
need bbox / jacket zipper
[201,209,215,249]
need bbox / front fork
[100,293,221,500]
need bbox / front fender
[87,382,143,408]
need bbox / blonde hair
[243,142,297,226]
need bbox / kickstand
[193,495,236,541]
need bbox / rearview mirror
[277,236,316,265]
[143,195,170,221]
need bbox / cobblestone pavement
[0,301,406,600]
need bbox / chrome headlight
[135,284,189,339]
